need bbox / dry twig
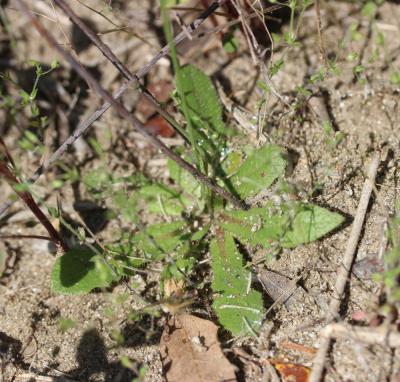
[0,0,232,217]
[322,323,400,348]
[309,152,381,382]
[314,0,328,69]
[53,0,187,143]
[0,138,68,251]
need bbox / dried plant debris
[352,253,384,280]
[272,361,310,382]
[257,269,305,309]
[160,314,238,382]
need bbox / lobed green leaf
[220,202,344,248]
[211,230,264,336]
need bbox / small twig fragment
[279,340,317,355]
[314,0,328,70]
[323,323,400,348]
[0,138,68,251]
[309,152,381,382]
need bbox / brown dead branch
[0,138,68,251]
[323,323,400,348]
[14,0,247,210]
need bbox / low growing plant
[0,3,345,338]
[48,62,344,336]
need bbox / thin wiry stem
[0,0,230,217]
[14,0,247,210]
[53,0,188,141]
[0,234,54,241]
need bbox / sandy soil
[1,1,400,381]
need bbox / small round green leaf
[51,248,117,295]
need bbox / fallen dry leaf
[160,314,238,382]
[257,269,304,309]
[272,362,310,382]
[144,115,175,138]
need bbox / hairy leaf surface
[211,230,264,336]
[221,202,344,248]
[177,64,225,136]
[230,144,287,198]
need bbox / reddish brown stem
[0,139,68,252]
[0,234,54,242]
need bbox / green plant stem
[289,0,296,40]
[160,2,205,175]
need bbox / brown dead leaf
[257,269,304,309]
[160,314,238,382]
[136,80,173,120]
[144,115,175,138]
[272,362,310,382]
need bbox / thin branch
[0,139,68,251]
[309,152,381,382]
[0,234,54,241]
[0,0,230,217]
[322,322,400,348]
[55,0,134,80]
[314,0,328,70]
[14,0,247,210]
[53,0,188,143]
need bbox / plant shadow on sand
[66,328,141,381]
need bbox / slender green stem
[289,0,297,40]
[160,2,205,174]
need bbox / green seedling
[1,60,58,159]
[321,120,344,150]
[57,60,344,336]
